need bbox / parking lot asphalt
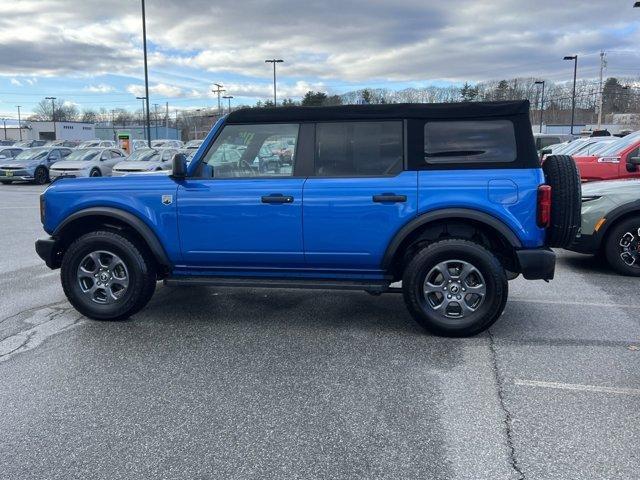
[0,183,638,480]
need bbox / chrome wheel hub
[619,227,640,268]
[77,250,129,304]
[423,259,486,319]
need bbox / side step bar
[164,276,395,293]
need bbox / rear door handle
[261,194,294,204]
[372,194,407,203]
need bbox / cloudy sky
[1,0,639,117]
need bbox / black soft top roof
[226,100,530,123]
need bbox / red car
[573,131,640,181]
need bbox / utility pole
[2,119,6,140]
[136,96,147,142]
[597,50,607,129]
[265,59,284,106]
[563,55,578,135]
[153,103,159,140]
[534,81,545,133]
[141,0,152,146]
[16,106,22,140]
[212,84,225,115]
[45,96,57,140]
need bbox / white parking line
[514,379,640,396]
[510,298,640,310]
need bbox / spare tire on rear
[542,154,581,248]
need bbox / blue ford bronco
[35,101,581,336]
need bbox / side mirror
[171,153,187,178]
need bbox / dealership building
[1,121,95,142]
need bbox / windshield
[78,141,100,148]
[63,149,101,162]
[126,149,158,162]
[14,148,48,161]
[151,141,167,147]
[595,131,640,157]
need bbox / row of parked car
[532,132,640,277]
[0,140,201,185]
[0,139,204,184]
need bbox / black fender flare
[381,208,523,270]
[593,200,640,248]
[53,207,171,269]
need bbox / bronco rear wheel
[402,238,508,337]
[61,230,157,320]
[542,154,581,248]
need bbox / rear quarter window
[424,120,517,165]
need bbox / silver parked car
[0,147,24,161]
[49,148,127,179]
[151,139,183,148]
[111,148,178,176]
[77,140,117,149]
[0,147,73,184]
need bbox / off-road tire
[604,216,640,277]
[542,154,581,248]
[402,238,508,337]
[61,230,157,320]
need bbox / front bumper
[0,168,33,181]
[565,234,598,254]
[35,237,61,269]
[49,170,84,179]
[516,248,555,280]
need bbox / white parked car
[151,139,183,148]
[0,147,24,161]
[77,140,117,149]
[111,148,178,176]
[49,148,127,178]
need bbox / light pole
[212,84,225,115]
[265,59,283,106]
[563,55,578,135]
[15,106,22,140]
[153,103,160,140]
[534,80,545,133]
[141,0,151,146]
[136,96,147,141]
[45,96,57,140]
[223,95,234,113]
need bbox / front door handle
[261,194,294,204]
[372,194,407,203]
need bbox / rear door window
[315,121,403,176]
[424,120,516,165]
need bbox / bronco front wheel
[61,230,157,320]
[402,238,508,337]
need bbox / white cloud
[84,83,115,93]
[10,78,22,86]
[126,83,194,98]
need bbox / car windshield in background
[127,149,157,161]
[78,141,100,148]
[595,131,640,156]
[64,149,101,162]
[14,148,48,161]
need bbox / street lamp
[15,106,22,140]
[45,96,57,140]
[136,96,147,141]
[265,59,284,106]
[563,55,578,135]
[153,103,160,140]
[223,95,234,113]
[140,0,151,146]
[534,80,545,133]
